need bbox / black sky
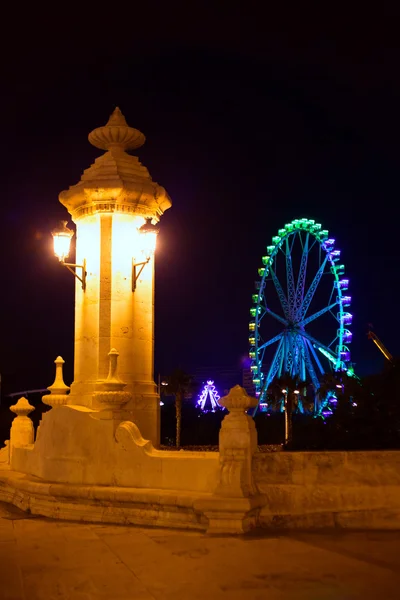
[1,5,400,392]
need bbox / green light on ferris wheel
[316,346,337,365]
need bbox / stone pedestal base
[194,494,265,534]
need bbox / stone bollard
[194,385,264,534]
[9,397,35,461]
[42,356,70,408]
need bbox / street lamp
[132,218,160,291]
[52,221,87,290]
[281,389,287,411]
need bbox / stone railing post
[195,385,264,534]
[9,397,35,461]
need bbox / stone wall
[11,405,219,494]
[254,450,400,529]
[2,388,400,533]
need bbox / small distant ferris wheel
[249,217,352,414]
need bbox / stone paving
[1,502,400,599]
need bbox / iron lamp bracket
[132,258,150,291]
[61,258,87,291]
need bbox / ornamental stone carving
[93,349,131,412]
[59,107,171,221]
[10,397,35,461]
[42,356,70,408]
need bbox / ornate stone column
[195,386,264,534]
[58,108,171,446]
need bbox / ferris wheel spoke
[302,336,325,375]
[299,255,329,320]
[291,334,302,377]
[285,333,296,376]
[270,266,290,319]
[301,338,321,390]
[300,330,337,363]
[254,338,285,413]
[328,334,338,349]
[299,300,338,327]
[294,233,309,319]
[264,308,288,326]
[285,238,296,320]
[257,332,283,351]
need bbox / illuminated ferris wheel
[249,218,352,414]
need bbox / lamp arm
[132,258,150,292]
[61,259,87,291]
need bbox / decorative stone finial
[9,397,35,461]
[42,356,70,408]
[88,107,146,152]
[106,107,128,127]
[219,385,258,413]
[103,349,125,391]
[93,349,131,412]
[10,397,34,418]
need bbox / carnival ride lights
[249,217,352,415]
[197,380,223,412]
[367,329,393,363]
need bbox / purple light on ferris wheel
[341,295,351,307]
[343,330,352,343]
[342,312,352,325]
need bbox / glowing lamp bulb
[281,389,287,394]
[294,390,300,395]
[52,221,74,262]
[138,218,159,260]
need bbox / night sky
[1,7,399,394]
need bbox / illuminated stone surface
[9,397,34,461]
[0,502,400,599]
[59,107,172,445]
[195,385,263,533]
[2,382,400,534]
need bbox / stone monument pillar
[58,108,171,445]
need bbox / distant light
[159,401,164,406]
[281,389,287,394]
[294,390,300,395]
[197,380,223,412]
